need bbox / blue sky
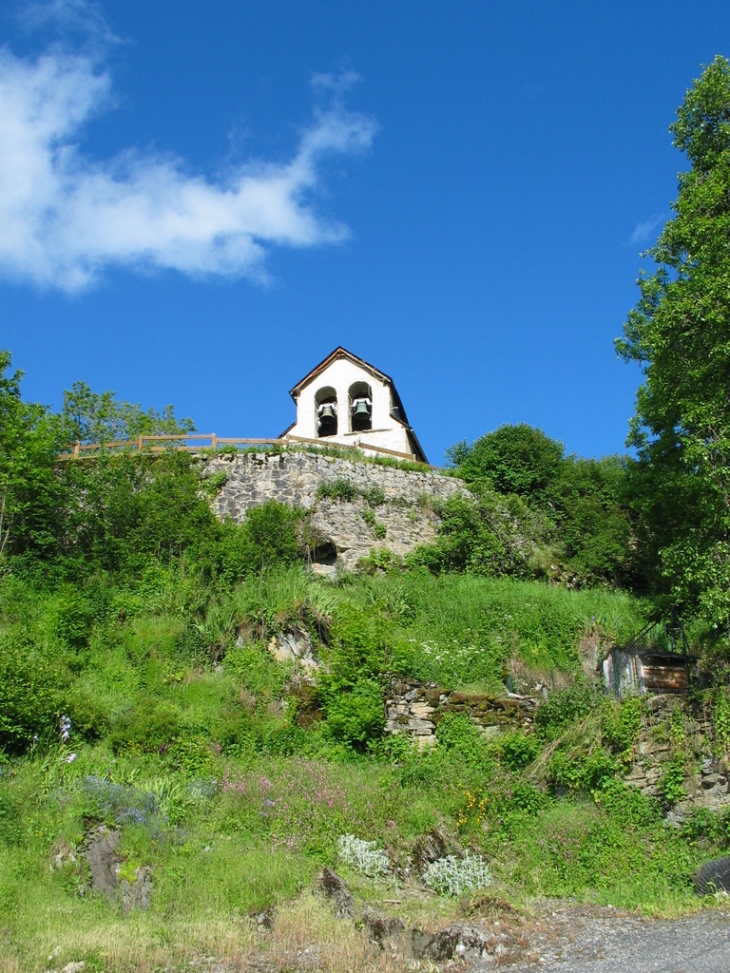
[1,0,728,464]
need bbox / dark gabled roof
[290,347,391,396]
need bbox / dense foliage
[617,56,730,629]
[442,424,640,588]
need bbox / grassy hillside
[0,429,728,972]
[1,559,729,972]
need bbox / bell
[319,403,336,419]
[353,399,371,416]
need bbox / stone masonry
[203,450,467,571]
[385,678,537,748]
[623,695,730,823]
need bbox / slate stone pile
[385,678,537,746]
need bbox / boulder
[315,867,354,919]
[696,856,730,894]
[361,909,405,946]
[84,827,120,898]
[411,922,496,962]
[120,865,153,912]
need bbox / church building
[281,347,428,463]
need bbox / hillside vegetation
[6,54,730,973]
[2,353,730,972]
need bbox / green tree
[0,351,66,561]
[546,456,638,588]
[60,452,218,573]
[62,381,194,444]
[616,56,730,625]
[451,424,564,502]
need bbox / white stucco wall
[286,357,414,457]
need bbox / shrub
[224,642,289,700]
[421,854,492,896]
[534,683,601,741]
[594,779,661,828]
[109,699,183,753]
[409,490,549,579]
[324,678,385,749]
[601,696,644,761]
[327,604,392,681]
[659,754,687,807]
[362,507,376,526]
[362,486,386,507]
[238,501,301,570]
[499,731,537,770]
[0,636,62,754]
[337,834,390,879]
[712,688,730,754]
[435,713,483,753]
[316,478,358,501]
[548,747,618,794]
[200,502,302,582]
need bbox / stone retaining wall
[623,695,730,823]
[203,451,467,570]
[385,678,538,747]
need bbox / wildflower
[64,752,77,764]
[59,715,72,742]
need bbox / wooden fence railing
[58,433,427,464]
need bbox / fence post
[74,441,80,458]
[211,434,217,451]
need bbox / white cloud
[630,213,664,245]
[20,0,120,46]
[0,24,376,292]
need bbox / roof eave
[289,347,392,399]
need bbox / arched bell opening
[314,387,338,437]
[349,381,373,432]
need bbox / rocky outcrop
[84,827,121,899]
[315,867,355,919]
[410,922,514,963]
[267,628,319,671]
[83,826,152,911]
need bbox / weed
[316,479,359,502]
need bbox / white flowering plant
[421,853,492,896]
[337,833,391,880]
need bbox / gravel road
[476,904,730,973]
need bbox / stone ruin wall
[623,695,730,824]
[203,450,467,571]
[385,678,537,748]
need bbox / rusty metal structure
[602,609,696,698]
